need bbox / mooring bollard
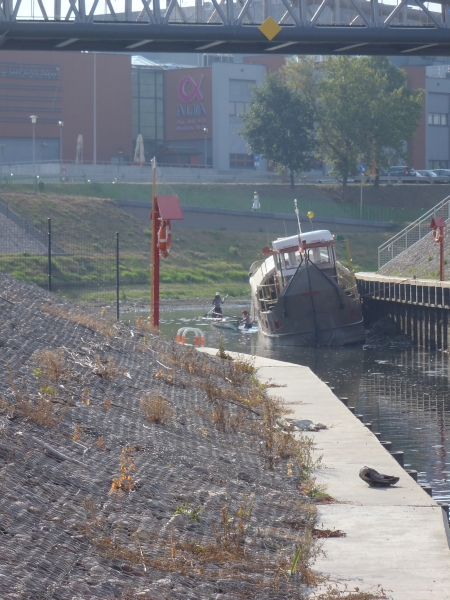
[339,397,349,406]
[405,469,418,481]
[365,422,372,430]
[390,450,404,466]
[355,414,364,422]
[373,432,381,439]
[380,441,392,451]
[348,406,356,414]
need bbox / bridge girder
[0,0,449,54]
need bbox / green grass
[0,180,431,222]
[0,186,417,300]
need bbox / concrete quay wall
[200,349,450,599]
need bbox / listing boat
[249,229,365,346]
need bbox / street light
[58,121,64,170]
[203,127,208,168]
[30,115,37,176]
[0,144,5,175]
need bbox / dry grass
[31,348,65,383]
[41,304,116,337]
[314,585,391,599]
[81,495,305,594]
[110,447,136,494]
[135,315,159,335]
[3,379,69,428]
[94,355,118,380]
[141,393,173,424]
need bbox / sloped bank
[0,273,328,600]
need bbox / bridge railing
[378,195,450,270]
[3,0,448,27]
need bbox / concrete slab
[199,348,450,598]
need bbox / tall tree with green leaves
[284,56,423,194]
[240,72,315,188]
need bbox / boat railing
[257,283,278,312]
[335,252,358,295]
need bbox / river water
[123,305,450,506]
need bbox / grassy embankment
[1,181,448,301]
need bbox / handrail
[378,195,450,270]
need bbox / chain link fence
[0,201,121,317]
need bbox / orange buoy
[158,220,172,258]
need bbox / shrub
[141,393,173,424]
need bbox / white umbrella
[134,134,145,165]
[76,135,83,164]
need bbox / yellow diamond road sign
[259,17,282,41]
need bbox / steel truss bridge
[1,0,450,54]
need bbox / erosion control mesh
[0,273,318,600]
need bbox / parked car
[387,166,420,183]
[430,169,450,183]
[416,169,437,183]
[389,166,416,177]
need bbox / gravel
[0,273,314,600]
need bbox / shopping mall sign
[165,67,212,140]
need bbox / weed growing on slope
[5,378,69,428]
[110,447,136,494]
[94,355,118,380]
[31,348,66,383]
[141,393,173,424]
[41,305,116,337]
[174,502,204,521]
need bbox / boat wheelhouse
[249,230,365,346]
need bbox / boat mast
[294,199,302,238]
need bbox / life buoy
[433,228,442,243]
[158,220,172,258]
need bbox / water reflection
[122,306,450,504]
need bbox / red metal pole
[440,227,444,282]
[152,201,160,327]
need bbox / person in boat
[241,310,252,329]
[211,292,225,318]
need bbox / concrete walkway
[200,349,450,599]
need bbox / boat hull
[253,263,365,347]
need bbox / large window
[229,153,254,169]
[428,113,448,126]
[429,159,449,169]
[132,68,164,161]
[229,101,249,116]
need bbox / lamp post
[58,121,64,170]
[30,115,37,176]
[203,127,208,168]
[118,149,123,173]
[0,144,4,175]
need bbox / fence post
[116,231,119,320]
[47,217,52,292]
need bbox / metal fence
[0,178,424,224]
[378,195,450,270]
[0,202,121,317]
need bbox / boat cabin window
[307,245,333,266]
[283,251,300,270]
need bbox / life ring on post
[433,228,442,243]
[158,220,172,258]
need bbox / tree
[240,73,315,188]
[284,56,423,194]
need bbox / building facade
[0,51,131,166]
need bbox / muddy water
[122,305,450,505]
